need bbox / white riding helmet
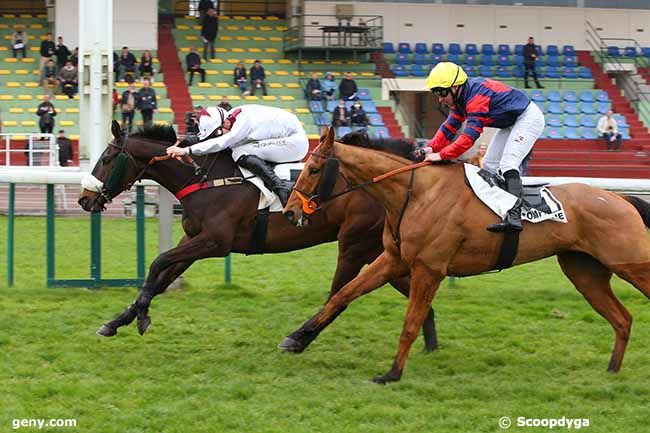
[198,106,228,140]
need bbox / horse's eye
[102,155,112,164]
[309,166,320,175]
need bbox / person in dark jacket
[305,72,322,100]
[11,27,27,59]
[201,8,218,60]
[117,46,137,81]
[338,71,358,100]
[39,33,55,81]
[523,36,543,89]
[198,0,214,20]
[70,47,78,67]
[42,59,57,91]
[54,36,70,70]
[36,94,57,134]
[58,60,78,98]
[249,59,267,96]
[233,62,248,94]
[137,78,157,126]
[349,100,368,126]
[121,82,139,132]
[186,47,205,85]
[331,99,350,127]
[56,130,73,166]
[139,50,155,79]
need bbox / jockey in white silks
[166,105,309,206]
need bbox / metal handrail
[284,14,383,51]
[0,133,58,167]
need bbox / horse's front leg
[278,251,408,352]
[97,234,225,337]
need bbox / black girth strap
[493,230,520,271]
[247,207,270,255]
[389,168,416,248]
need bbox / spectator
[139,50,155,80]
[138,77,157,127]
[58,60,78,99]
[331,99,350,127]
[121,82,138,132]
[185,47,205,85]
[54,36,70,70]
[233,62,248,95]
[249,59,267,96]
[36,94,57,134]
[468,142,488,168]
[523,36,543,89]
[201,7,218,60]
[597,109,622,151]
[218,96,232,111]
[42,59,57,90]
[198,0,215,20]
[349,100,368,126]
[56,129,73,167]
[117,46,137,82]
[305,72,322,101]
[70,47,78,67]
[112,88,120,119]
[322,72,337,101]
[185,105,203,135]
[39,33,56,81]
[338,71,358,100]
[11,26,27,59]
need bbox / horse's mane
[338,130,417,161]
[131,124,177,144]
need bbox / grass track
[1,216,650,432]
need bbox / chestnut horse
[77,121,437,350]
[282,127,650,384]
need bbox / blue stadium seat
[464,65,476,77]
[336,126,352,138]
[546,127,563,139]
[481,44,495,55]
[548,102,563,115]
[536,45,544,55]
[529,89,545,102]
[309,100,324,113]
[613,114,628,127]
[547,115,562,127]
[326,100,337,112]
[313,113,329,126]
[465,54,478,66]
[449,43,462,55]
[357,88,371,101]
[383,42,395,54]
[624,46,637,57]
[398,42,412,54]
[413,53,426,65]
[621,128,631,140]
[368,114,384,127]
[546,45,560,56]
[581,103,596,115]
[361,101,377,113]
[432,43,445,55]
[563,91,577,102]
[547,90,562,103]
[391,64,409,77]
[415,42,428,54]
[497,55,511,66]
[580,127,598,139]
[545,67,560,79]
[496,66,509,78]
[607,46,621,57]
[597,102,610,114]
[564,127,580,139]
[481,55,494,66]
[595,90,610,102]
[565,103,579,115]
[498,44,511,55]
[563,45,575,56]
[478,65,493,77]
[514,55,524,67]
[511,65,524,78]
[373,127,390,139]
[396,53,410,65]
[431,53,444,65]
[578,67,593,79]
[514,44,524,56]
[579,91,595,103]
[562,67,577,79]
[344,100,354,110]
[447,53,460,63]
[564,56,577,67]
[411,64,427,77]
[546,56,560,67]
[564,115,580,127]
[581,115,597,128]
[642,47,650,57]
[465,43,478,55]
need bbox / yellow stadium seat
[206,70,218,75]
[260,26,272,31]
[20,13,32,18]
[3,120,17,126]
[295,108,310,114]
[60,120,75,127]
[216,82,230,88]
[244,95,258,101]
[269,37,282,42]
[250,16,262,21]
[154,120,170,126]
[226,25,239,31]
[331,60,342,65]
[159,107,172,113]
[2,14,15,18]
[291,71,302,76]
[248,48,262,53]
[192,25,201,31]
[0,69,9,74]
[226,59,240,64]
[0,24,7,29]
[284,108,293,113]
[22,58,35,62]
[185,35,198,41]
[70,135,80,140]
[307,134,321,140]
[18,95,32,100]
[115,82,128,88]
[361,72,375,77]
[65,108,79,113]
[5,58,18,63]
[9,108,24,113]
[262,95,277,101]
[0,95,14,100]
[346,61,361,65]
[268,83,283,88]
[15,69,30,75]
[55,95,70,100]
[280,96,295,101]
[152,82,164,88]
[236,36,249,41]
[30,23,44,29]
[232,48,244,53]
[313,61,325,65]
[37,14,47,18]
[275,70,288,76]
[25,82,39,88]
[30,47,38,51]
[215,48,228,53]
[207,95,221,101]
[191,95,206,101]
[252,37,266,42]
[245,26,257,31]
[267,16,279,21]
[177,24,189,30]
[276,26,288,31]
[233,16,246,20]
[278,59,293,65]
[21,120,36,127]
[221,15,231,20]
[229,95,241,100]
[208,58,224,63]
[219,36,233,41]
[265,48,278,53]
[286,83,300,88]
[197,82,212,88]
[0,46,6,51]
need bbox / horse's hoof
[372,375,390,385]
[137,316,151,336]
[277,336,305,353]
[96,324,117,337]
[423,343,439,352]
[372,369,402,384]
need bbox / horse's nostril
[284,210,294,223]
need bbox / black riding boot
[237,154,291,206]
[487,170,523,233]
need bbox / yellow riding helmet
[425,62,468,90]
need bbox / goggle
[431,88,450,97]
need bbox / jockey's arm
[426,108,464,153]
[188,115,252,156]
[435,96,488,160]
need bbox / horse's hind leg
[557,252,632,372]
[390,276,438,351]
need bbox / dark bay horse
[282,127,650,384]
[77,121,437,350]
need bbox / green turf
[1,216,650,432]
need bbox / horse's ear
[111,120,122,142]
[324,126,335,150]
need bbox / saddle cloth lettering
[464,163,568,224]
[239,162,304,211]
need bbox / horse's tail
[623,195,650,229]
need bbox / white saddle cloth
[239,162,304,212]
